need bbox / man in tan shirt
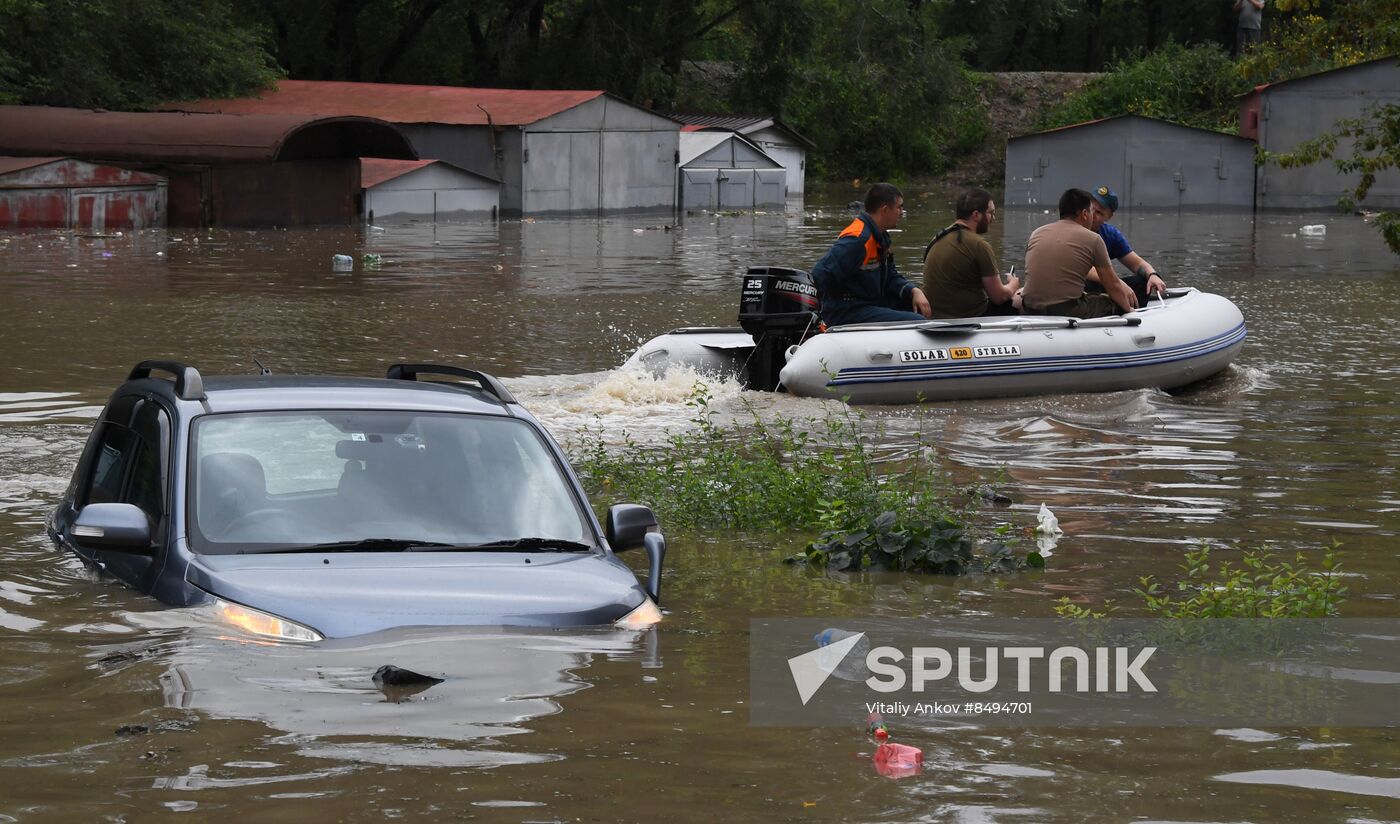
[1022,188,1138,318]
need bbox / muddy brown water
[2,196,1399,822]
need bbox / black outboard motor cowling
[738,266,820,392]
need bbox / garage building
[171,81,680,217]
[0,106,416,226]
[675,115,813,201]
[0,156,166,230]
[677,132,785,211]
[362,159,499,222]
[1004,114,1256,209]
[1239,56,1400,210]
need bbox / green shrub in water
[1055,543,1346,619]
[790,511,1042,575]
[573,382,1039,575]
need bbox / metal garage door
[681,168,719,210]
[718,170,754,210]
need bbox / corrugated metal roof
[1011,113,1254,142]
[0,156,63,175]
[673,113,815,149]
[360,157,499,188]
[676,114,772,131]
[170,80,608,127]
[0,107,416,163]
[1241,54,1400,97]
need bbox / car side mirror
[606,503,658,552]
[73,503,154,553]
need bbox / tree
[1037,41,1250,132]
[1236,0,1400,84]
[0,0,279,108]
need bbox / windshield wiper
[413,537,595,552]
[272,538,461,553]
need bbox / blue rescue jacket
[810,213,915,322]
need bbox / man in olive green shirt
[921,189,1019,318]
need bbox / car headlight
[614,597,662,629]
[215,598,323,642]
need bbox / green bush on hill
[1036,41,1250,133]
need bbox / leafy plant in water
[1054,542,1346,620]
[572,381,981,539]
[789,511,1042,575]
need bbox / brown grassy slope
[941,72,1100,190]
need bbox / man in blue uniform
[811,183,932,325]
[1085,186,1167,306]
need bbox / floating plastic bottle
[331,254,354,272]
[362,253,383,268]
[867,711,889,742]
[814,628,870,681]
[1299,224,1327,236]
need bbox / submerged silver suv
[48,361,667,641]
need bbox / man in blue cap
[1085,185,1167,307]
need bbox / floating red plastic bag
[873,741,924,779]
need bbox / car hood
[186,550,647,638]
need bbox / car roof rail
[385,363,518,405]
[128,360,206,400]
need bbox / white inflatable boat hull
[627,289,1246,404]
[626,327,754,381]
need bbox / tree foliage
[2,0,1396,185]
[0,0,280,108]
[937,0,1238,72]
[1236,0,1400,85]
[1037,41,1250,132]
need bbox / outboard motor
[738,266,820,391]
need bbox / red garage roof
[0,156,63,175]
[0,106,416,163]
[171,80,607,127]
[360,157,499,187]
[361,159,438,188]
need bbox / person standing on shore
[1234,0,1264,55]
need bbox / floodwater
[2,192,1399,822]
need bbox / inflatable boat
[626,267,1247,405]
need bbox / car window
[190,411,591,552]
[85,425,136,506]
[197,414,346,495]
[127,440,162,519]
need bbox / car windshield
[190,410,592,553]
